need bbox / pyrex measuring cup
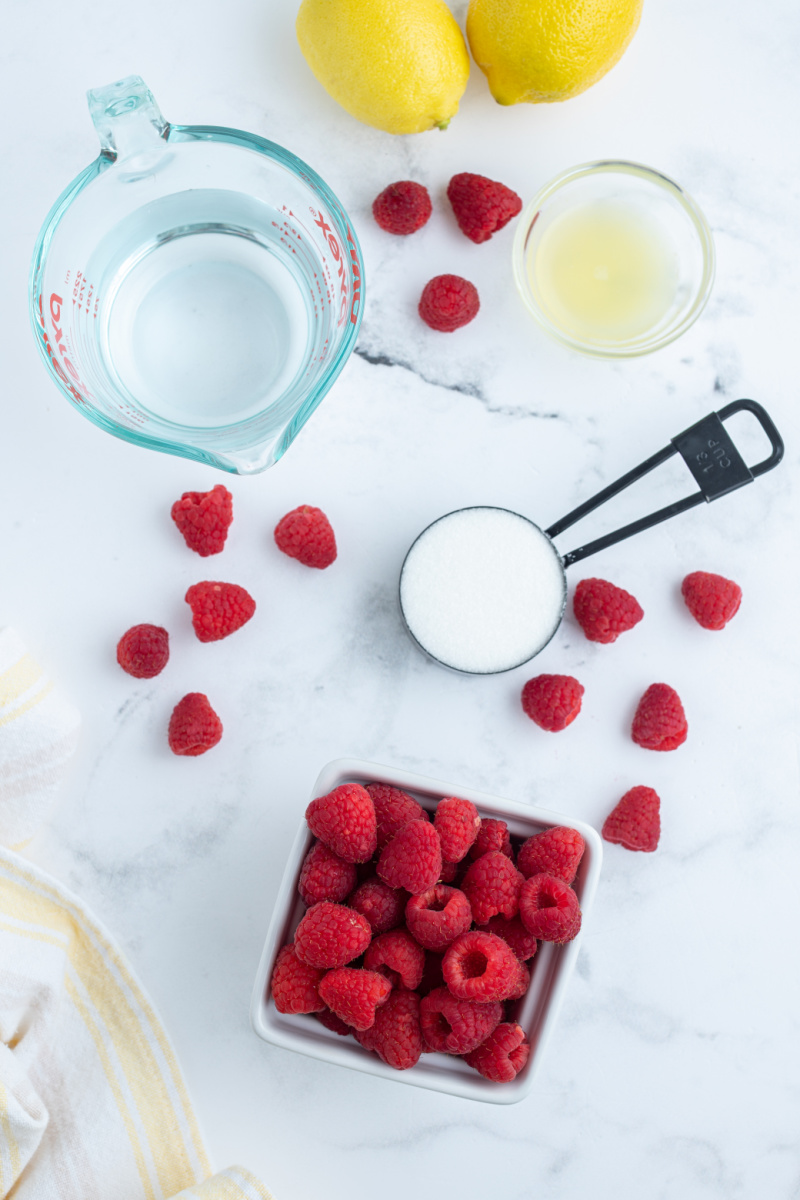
[30,76,364,474]
[399,400,784,674]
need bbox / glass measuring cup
[30,76,364,474]
[399,401,784,674]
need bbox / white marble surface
[2,0,800,1196]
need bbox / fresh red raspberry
[517,826,586,886]
[681,571,742,630]
[464,1023,530,1082]
[469,818,513,861]
[372,181,432,235]
[519,874,581,944]
[404,885,472,951]
[171,484,233,557]
[419,987,503,1055]
[298,840,357,907]
[602,786,661,852]
[366,784,428,851]
[315,1007,352,1035]
[317,968,392,1031]
[573,577,644,644]
[446,173,523,244]
[418,951,446,997]
[116,624,169,679]
[348,876,406,934]
[364,928,425,990]
[356,988,423,1069]
[461,850,524,925]
[306,783,377,863]
[377,819,442,895]
[293,901,372,969]
[184,581,255,642]
[521,674,584,732]
[632,683,688,751]
[274,505,337,569]
[168,693,222,756]
[476,916,539,962]
[439,860,459,883]
[504,959,531,1002]
[270,944,326,1014]
[442,930,522,1002]
[434,797,480,863]
[418,274,480,333]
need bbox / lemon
[466,0,643,105]
[296,0,470,134]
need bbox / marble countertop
[2,0,799,1196]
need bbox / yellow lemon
[296,0,470,134]
[466,0,643,105]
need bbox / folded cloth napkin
[0,628,81,849]
[0,633,272,1200]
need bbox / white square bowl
[250,757,602,1104]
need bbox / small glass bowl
[512,160,715,358]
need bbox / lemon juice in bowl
[512,161,715,358]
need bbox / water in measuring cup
[100,193,311,427]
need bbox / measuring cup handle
[547,399,785,569]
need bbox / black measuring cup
[399,400,784,674]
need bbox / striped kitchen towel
[0,627,81,849]
[0,630,273,1200]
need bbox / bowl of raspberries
[251,759,601,1102]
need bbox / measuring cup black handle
[546,400,784,569]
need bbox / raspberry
[274,505,337,569]
[418,274,480,333]
[461,851,524,924]
[446,173,523,244]
[517,826,586,886]
[631,683,688,751]
[364,929,425,990]
[306,783,377,863]
[681,571,742,630]
[602,786,661,852]
[404,885,472,951]
[377,820,442,895]
[372,181,432,235]
[366,784,428,851]
[116,624,169,679]
[442,930,522,1002]
[348,876,406,934]
[171,485,233,557]
[293,901,372,969]
[505,959,531,1002]
[573,578,644,644]
[476,916,538,962]
[439,860,459,883]
[168,693,222,756]
[519,874,581,944]
[317,968,392,1031]
[315,1007,352,1035]
[270,944,325,1014]
[298,840,357,907]
[521,674,584,732]
[464,1023,530,1083]
[434,796,480,863]
[184,581,255,642]
[420,987,503,1055]
[469,818,513,861]
[356,988,423,1069]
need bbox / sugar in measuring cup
[399,401,784,674]
[30,77,364,474]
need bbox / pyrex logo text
[312,210,361,326]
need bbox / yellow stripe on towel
[0,654,43,707]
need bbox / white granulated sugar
[400,507,567,674]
